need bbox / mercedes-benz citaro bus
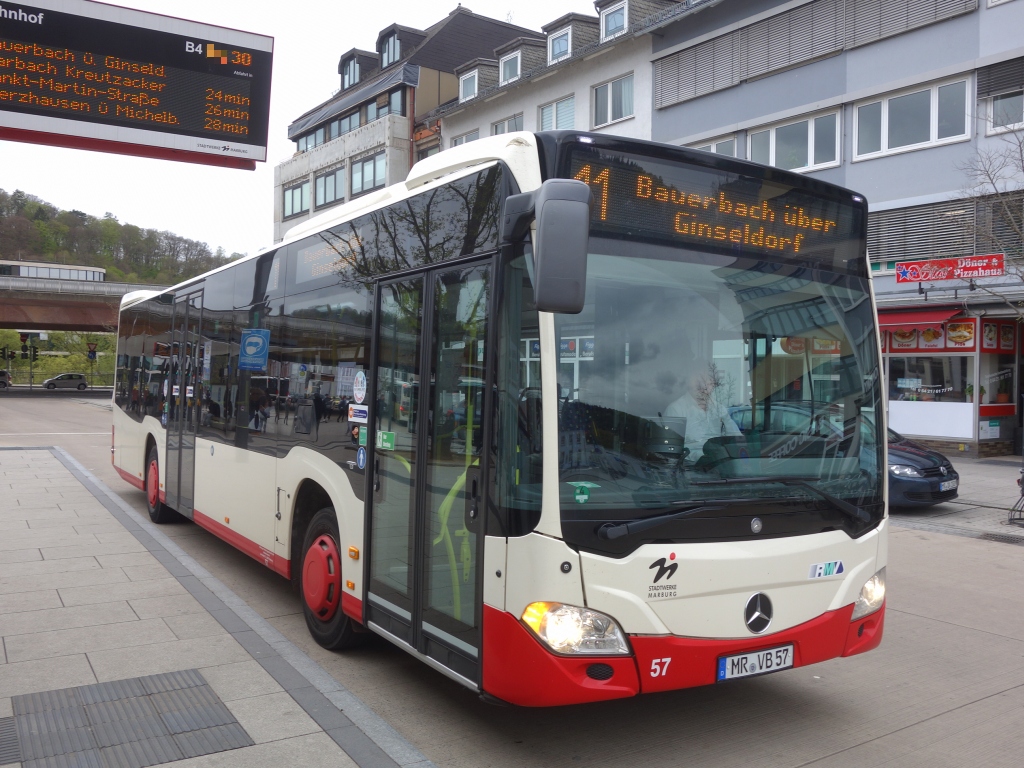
[112,131,887,706]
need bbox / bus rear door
[165,288,203,517]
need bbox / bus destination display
[0,0,272,166]
[569,146,863,267]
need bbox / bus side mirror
[502,179,592,314]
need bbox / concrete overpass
[0,275,168,332]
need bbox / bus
[112,131,887,706]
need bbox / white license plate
[717,644,794,681]
[940,478,958,492]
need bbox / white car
[43,373,88,390]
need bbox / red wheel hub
[303,534,342,621]
[147,460,159,508]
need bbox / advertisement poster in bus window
[812,338,840,355]
[919,326,944,350]
[946,320,976,349]
[983,322,998,350]
[1000,323,1015,352]
[890,329,917,351]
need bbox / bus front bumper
[481,601,884,706]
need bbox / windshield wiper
[597,501,738,540]
[693,476,871,523]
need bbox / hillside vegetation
[0,188,243,284]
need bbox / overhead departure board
[0,0,272,169]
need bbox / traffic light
[6,350,14,360]
[21,343,28,360]
[31,347,39,362]
[0,347,6,360]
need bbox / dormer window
[548,27,571,63]
[601,2,626,40]
[460,70,478,102]
[381,34,400,68]
[500,52,520,85]
[342,58,359,89]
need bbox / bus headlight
[851,567,886,620]
[520,602,630,655]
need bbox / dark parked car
[887,428,959,507]
[727,403,959,507]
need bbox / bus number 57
[650,658,672,677]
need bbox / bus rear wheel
[145,445,176,524]
[300,508,365,650]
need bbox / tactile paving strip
[9,670,254,768]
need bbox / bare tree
[956,124,1024,315]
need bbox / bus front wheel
[145,446,176,524]
[300,508,365,650]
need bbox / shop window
[888,356,973,403]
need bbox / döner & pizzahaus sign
[894,254,1005,283]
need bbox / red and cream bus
[113,131,887,706]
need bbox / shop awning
[877,307,962,331]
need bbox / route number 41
[650,657,672,677]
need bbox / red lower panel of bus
[632,602,884,693]
[482,602,885,705]
[193,509,291,579]
[114,465,145,492]
[482,605,641,706]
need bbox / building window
[283,181,310,219]
[989,90,1023,133]
[336,110,361,137]
[351,152,386,196]
[548,28,570,63]
[417,145,440,161]
[500,51,521,85]
[691,137,737,156]
[601,2,627,40]
[460,71,478,102]
[748,111,840,171]
[342,57,359,90]
[855,78,969,160]
[364,88,403,123]
[593,74,633,127]
[492,114,523,135]
[540,96,574,130]
[315,168,344,208]
[451,130,479,147]
[381,34,400,68]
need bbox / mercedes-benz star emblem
[940,466,948,476]
[744,593,773,634]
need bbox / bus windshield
[554,141,882,550]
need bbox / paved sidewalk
[0,447,434,768]
[889,453,1024,540]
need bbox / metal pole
[29,342,33,391]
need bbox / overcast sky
[0,0,596,258]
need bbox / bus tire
[145,445,176,524]
[300,507,365,650]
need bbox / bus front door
[165,289,203,517]
[367,261,492,687]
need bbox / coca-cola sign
[894,254,1005,283]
